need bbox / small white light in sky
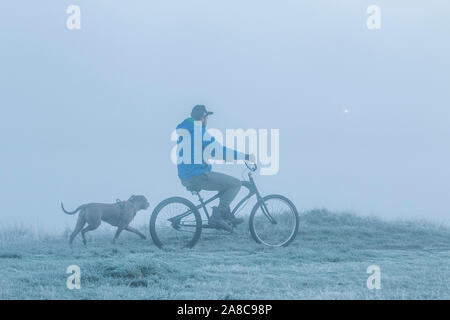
[344,109,349,113]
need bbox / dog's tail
[61,202,84,215]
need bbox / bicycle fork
[250,176,277,225]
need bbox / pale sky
[1,0,449,231]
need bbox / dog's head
[128,195,150,211]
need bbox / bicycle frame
[168,169,277,226]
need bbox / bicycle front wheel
[150,197,202,249]
[249,194,299,247]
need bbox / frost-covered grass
[1,210,449,299]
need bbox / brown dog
[61,195,150,246]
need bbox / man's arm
[203,135,251,162]
[203,128,255,162]
[221,145,250,161]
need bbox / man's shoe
[220,207,244,226]
[230,216,244,226]
[225,214,244,226]
[209,207,233,232]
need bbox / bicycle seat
[185,184,202,193]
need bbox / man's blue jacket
[175,118,247,181]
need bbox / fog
[1,0,449,231]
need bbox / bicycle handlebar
[245,161,257,172]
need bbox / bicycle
[149,161,300,248]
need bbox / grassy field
[1,210,449,299]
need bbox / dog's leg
[70,215,86,247]
[124,226,147,239]
[81,223,100,245]
[112,227,124,244]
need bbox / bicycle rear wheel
[150,197,202,249]
[249,194,299,247]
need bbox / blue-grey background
[1,0,449,231]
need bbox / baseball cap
[191,105,213,120]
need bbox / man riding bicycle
[175,105,255,231]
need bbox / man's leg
[200,172,244,226]
[182,172,242,230]
[200,172,242,211]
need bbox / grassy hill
[1,210,449,299]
